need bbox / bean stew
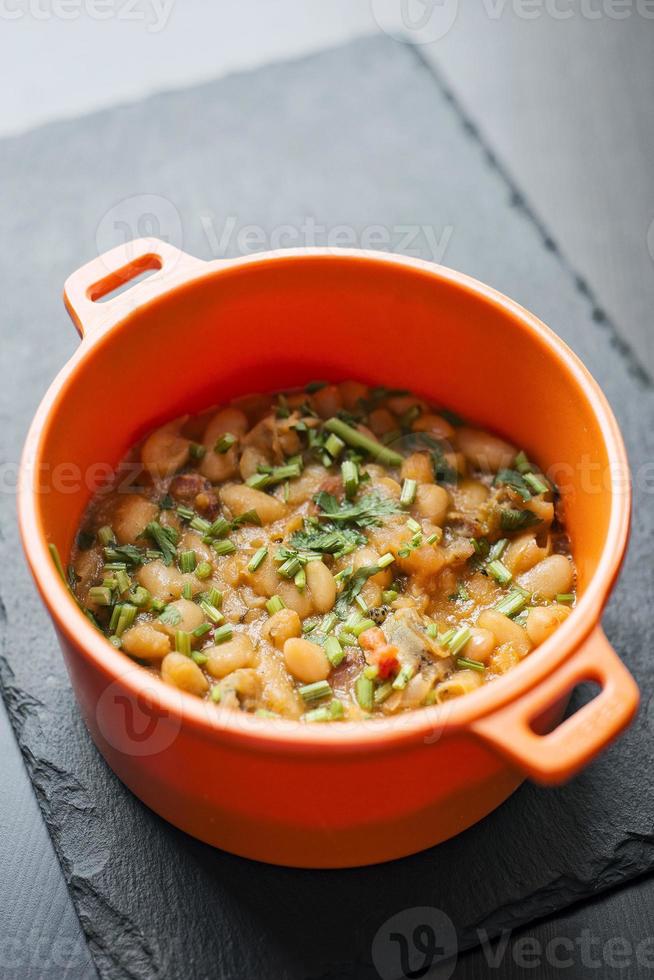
[65,381,576,722]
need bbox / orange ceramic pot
[18,239,639,868]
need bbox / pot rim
[18,248,631,755]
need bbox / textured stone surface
[1,35,653,980]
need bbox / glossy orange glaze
[18,239,639,866]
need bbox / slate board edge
[1,35,651,980]
[408,43,652,391]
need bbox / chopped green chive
[189,515,212,534]
[192,622,212,639]
[177,505,195,521]
[97,525,116,546]
[151,597,166,613]
[231,509,262,528]
[556,593,575,604]
[130,586,150,608]
[324,417,403,468]
[363,664,379,680]
[374,681,394,704]
[206,517,230,538]
[524,472,549,495]
[192,651,208,666]
[175,631,191,655]
[456,656,485,673]
[324,433,345,459]
[214,432,237,454]
[352,617,376,637]
[213,624,233,644]
[514,450,531,474]
[425,622,438,639]
[446,626,471,657]
[294,567,307,591]
[246,463,301,490]
[114,603,137,637]
[333,565,354,584]
[108,635,122,649]
[377,552,395,569]
[266,595,285,615]
[495,589,529,618]
[299,680,332,702]
[194,560,212,580]
[204,587,223,608]
[406,517,421,534]
[341,459,360,499]
[246,472,271,491]
[324,635,345,667]
[211,539,236,557]
[487,560,513,586]
[179,550,197,573]
[304,699,344,723]
[199,601,224,625]
[392,664,416,691]
[488,538,509,562]
[210,684,222,703]
[88,586,113,606]
[247,547,268,573]
[181,582,193,600]
[255,708,280,719]
[382,589,399,604]
[400,478,417,508]
[355,674,374,710]
[189,442,206,460]
[115,569,131,594]
[321,612,338,635]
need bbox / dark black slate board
[1,35,653,980]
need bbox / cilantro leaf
[290,522,366,556]
[494,469,532,501]
[144,522,179,566]
[335,564,382,618]
[499,508,541,532]
[314,491,401,528]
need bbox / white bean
[154,597,205,637]
[306,561,336,614]
[518,555,574,601]
[141,420,191,478]
[478,609,531,657]
[456,427,516,471]
[161,652,209,696]
[113,495,158,545]
[526,604,572,646]
[262,608,302,649]
[206,635,255,678]
[121,623,171,661]
[414,484,449,525]
[283,638,330,683]
[220,484,286,524]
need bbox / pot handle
[64,238,205,337]
[471,627,639,784]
